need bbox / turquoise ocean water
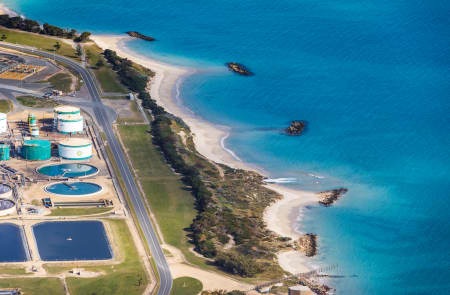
[3,0,449,293]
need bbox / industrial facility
[58,138,92,160]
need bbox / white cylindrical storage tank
[0,184,12,199]
[54,106,80,129]
[31,127,40,137]
[0,113,7,133]
[58,138,92,160]
[57,114,84,134]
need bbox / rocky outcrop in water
[126,31,155,41]
[226,62,253,76]
[285,120,306,135]
[318,188,348,206]
[297,233,317,257]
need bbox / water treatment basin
[45,182,103,197]
[37,163,99,178]
[33,221,112,261]
[0,223,28,262]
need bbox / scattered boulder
[126,31,155,41]
[285,120,307,135]
[297,233,317,257]
[318,188,348,206]
[226,62,253,76]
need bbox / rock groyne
[297,233,317,257]
[285,120,307,135]
[226,62,253,76]
[318,188,348,206]
[126,31,155,41]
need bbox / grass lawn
[47,73,72,93]
[0,278,65,295]
[0,267,27,275]
[118,125,197,252]
[171,277,203,295]
[85,45,128,94]
[0,99,12,112]
[65,219,148,295]
[0,28,79,61]
[16,95,59,108]
[48,207,112,216]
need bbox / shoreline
[91,34,317,273]
[0,4,18,17]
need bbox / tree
[75,31,91,42]
[0,34,7,42]
[53,41,61,52]
[76,44,82,56]
[96,59,105,68]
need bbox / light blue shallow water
[37,163,99,178]
[4,0,449,293]
[45,182,102,196]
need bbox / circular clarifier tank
[37,163,99,178]
[45,182,103,197]
[0,198,16,216]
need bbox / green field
[0,278,65,295]
[0,28,79,61]
[48,207,112,216]
[85,45,128,94]
[118,125,197,253]
[47,73,72,93]
[171,277,203,295]
[16,95,59,108]
[0,99,12,112]
[65,219,148,295]
[0,267,28,275]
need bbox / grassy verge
[0,28,79,61]
[60,219,148,295]
[85,45,128,94]
[171,277,203,295]
[0,267,27,275]
[0,278,65,295]
[48,207,112,216]
[117,125,197,251]
[0,99,12,112]
[16,95,59,108]
[47,72,72,93]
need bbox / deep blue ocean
[4,0,449,293]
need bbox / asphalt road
[0,43,173,295]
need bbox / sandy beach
[91,34,317,273]
[0,4,17,16]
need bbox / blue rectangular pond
[33,221,113,261]
[0,223,28,262]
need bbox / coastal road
[0,43,173,295]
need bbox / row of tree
[103,49,267,277]
[0,14,90,42]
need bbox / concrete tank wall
[0,198,15,216]
[0,184,12,199]
[57,116,83,134]
[58,143,92,160]
[0,113,7,133]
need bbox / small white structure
[31,127,40,137]
[0,113,7,133]
[57,114,84,134]
[0,184,12,199]
[58,138,92,160]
